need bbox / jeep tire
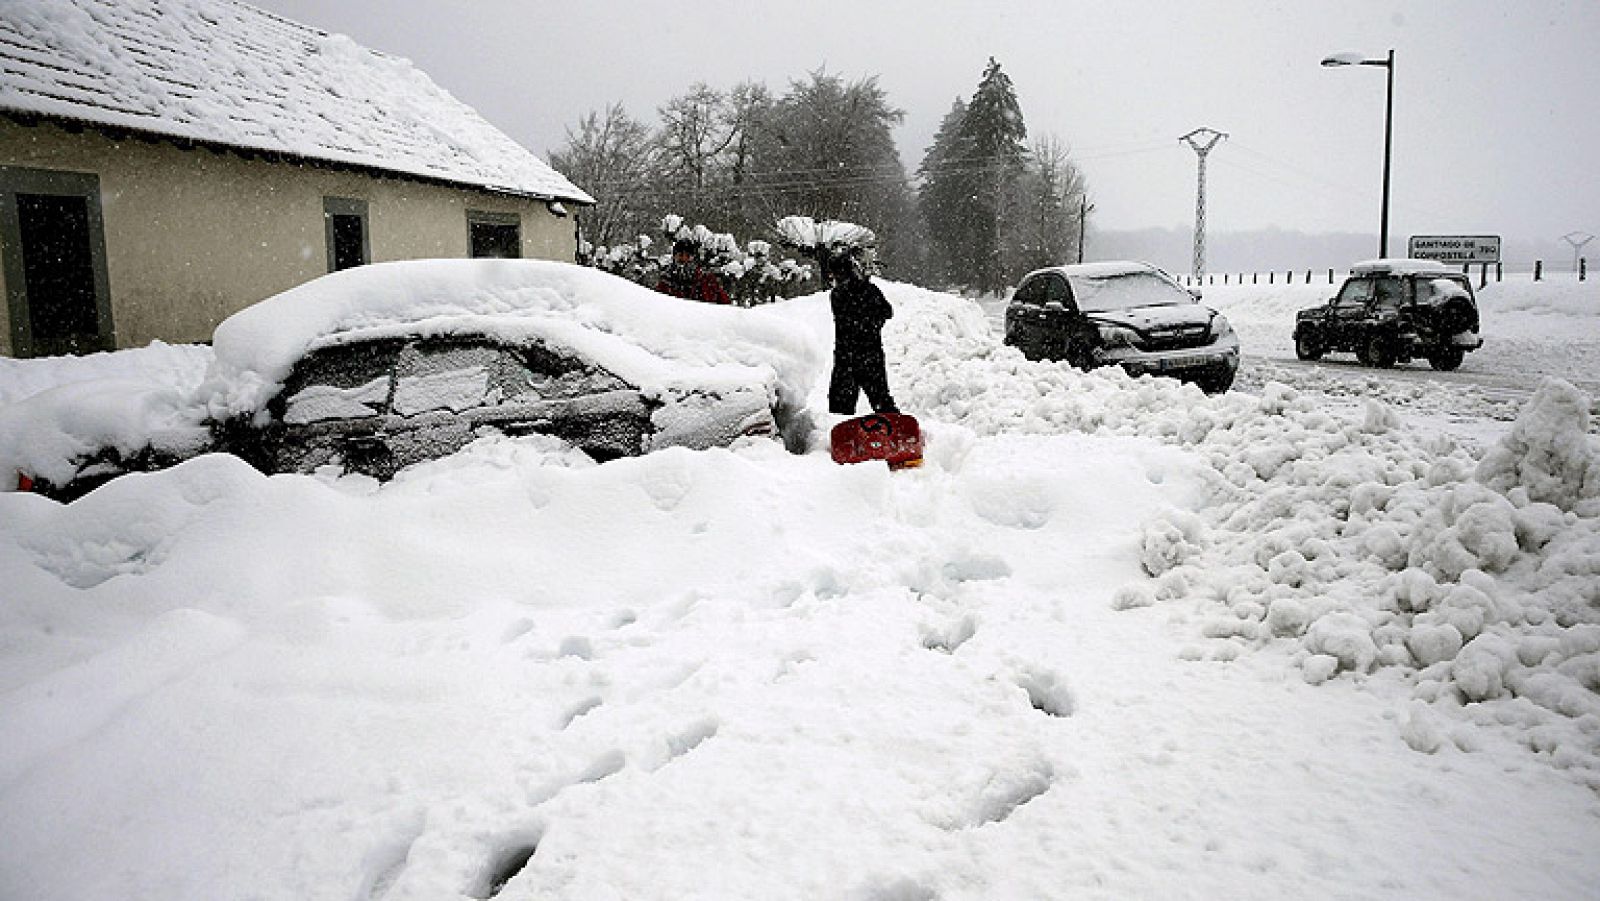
[1294,332,1324,361]
[1427,347,1465,371]
[1361,331,1398,368]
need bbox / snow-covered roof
[0,0,593,203]
[1350,258,1456,276]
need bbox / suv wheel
[1427,347,1465,371]
[1065,339,1096,371]
[1196,368,1235,394]
[1362,332,1398,368]
[1294,332,1323,361]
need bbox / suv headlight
[1097,324,1139,348]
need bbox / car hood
[1084,304,1215,332]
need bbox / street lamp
[1322,49,1395,258]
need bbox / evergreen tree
[957,58,1029,294]
[917,98,973,287]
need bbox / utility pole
[1180,128,1226,280]
[1562,231,1594,273]
[1076,195,1095,263]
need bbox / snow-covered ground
[1209,275,1600,448]
[2,278,1599,900]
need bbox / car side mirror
[1187,288,1203,301]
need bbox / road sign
[1407,235,1501,264]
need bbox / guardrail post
[1268,271,1273,284]
[1328,268,1334,284]
[1479,263,1488,289]
[1534,260,1542,281]
[1582,258,1588,281]
[1495,262,1502,282]
[1252,272,1257,284]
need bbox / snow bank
[1114,376,1600,787]
[3,278,1599,898]
[0,379,211,486]
[886,284,1600,790]
[1477,378,1600,510]
[0,341,211,408]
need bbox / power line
[571,140,1175,193]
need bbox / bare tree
[1003,133,1088,279]
[549,103,659,248]
[656,84,738,222]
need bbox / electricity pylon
[1562,231,1594,273]
[1180,127,1227,280]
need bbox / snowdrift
[2,277,1598,899]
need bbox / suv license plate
[1160,355,1210,371]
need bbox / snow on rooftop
[1029,260,1160,281]
[0,0,593,203]
[1350,258,1456,275]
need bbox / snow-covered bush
[774,215,878,283]
[580,215,817,306]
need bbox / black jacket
[830,277,893,354]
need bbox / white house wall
[0,118,577,354]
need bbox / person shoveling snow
[777,215,920,467]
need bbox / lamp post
[1322,49,1394,258]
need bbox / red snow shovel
[830,413,924,469]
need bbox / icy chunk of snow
[1476,378,1600,510]
[1452,634,1518,702]
[1303,613,1378,674]
[1407,623,1464,667]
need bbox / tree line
[550,59,1088,294]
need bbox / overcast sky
[253,0,1598,246]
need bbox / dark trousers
[829,346,897,415]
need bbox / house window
[468,211,521,259]
[324,197,369,272]
[1,166,114,357]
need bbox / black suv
[1003,261,1240,393]
[1293,260,1483,370]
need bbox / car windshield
[1069,271,1192,312]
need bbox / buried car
[5,260,814,501]
[1003,261,1240,393]
[1293,259,1483,370]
